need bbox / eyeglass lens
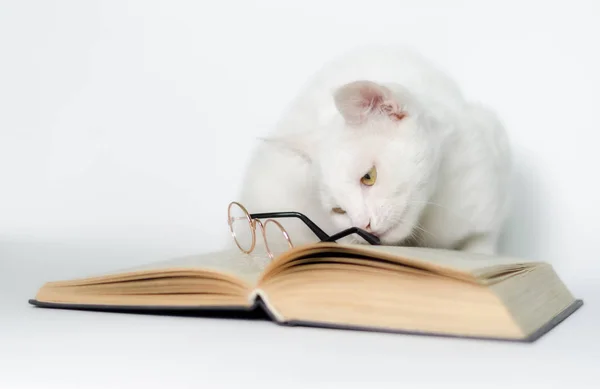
[263,219,293,258]
[228,202,254,252]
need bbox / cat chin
[326,217,415,245]
[375,223,415,245]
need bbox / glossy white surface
[1,239,598,389]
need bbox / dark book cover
[27,297,584,343]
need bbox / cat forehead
[318,136,383,166]
[326,121,397,146]
[318,125,404,161]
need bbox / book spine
[250,289,286,323]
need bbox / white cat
[234,46,512,255]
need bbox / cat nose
[364,222,372,232]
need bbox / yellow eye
[332,207,346,214]
[360,166,377,186]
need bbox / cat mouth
[369,225,395,239]
[369,222,411,243]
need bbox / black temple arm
[323,227,381,245]
[249,211,330,241]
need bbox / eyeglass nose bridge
[253,219,269,256]
[253,218,265,234]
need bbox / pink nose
[365,222,372,232]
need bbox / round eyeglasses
[227,201,381,260]
[227,202,294,260]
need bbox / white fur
[235,46,512,255]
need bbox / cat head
[266,80,444,245]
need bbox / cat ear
[333,80,406,125]
[259,132,319,163]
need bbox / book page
[360,245,540,270]
[277,243,542,281]
[92,247,274,285]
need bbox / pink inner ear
[334,80,406,124]
[357,87,385,110]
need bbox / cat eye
[360,166,377,186]
[331,207,346,214]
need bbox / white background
[1,1,599,388]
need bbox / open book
[29,243,582,342]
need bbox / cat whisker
[412,223,437,241]
[408,228,422,246]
